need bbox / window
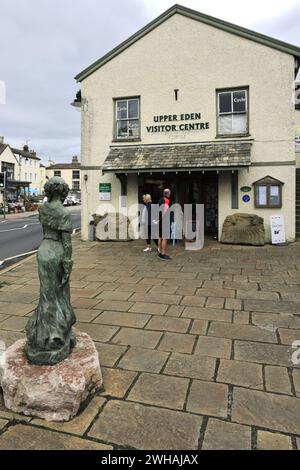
[217,88,248,136]
[1,162,14,180]
[72,170,80,180]
[253,176,283,208]
[29,173,32,181]
[72,181,80,191]
[34,174,37,182]
[54,170,61,177]
[115,97,140,140]
[25,173,27,181]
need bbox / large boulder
[221,213,265,246]
[0,331,103,422]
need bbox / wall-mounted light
[84,174,88,182]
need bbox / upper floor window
[115,97,140,140]
[217,88,248,136]
[1,162,14,180]
[72,170,80,180]
[54,170,61,177]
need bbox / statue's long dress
[25,203,76,365]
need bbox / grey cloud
[0,0,150,162]
[0,0,299,164]
[249,3,300,46]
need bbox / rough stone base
[0,331,103,422]
[220,213,265,246]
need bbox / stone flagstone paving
[0,237,300,449]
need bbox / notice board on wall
[99,183,111,201]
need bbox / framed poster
[256,186,267,206]
[99,183,111,201]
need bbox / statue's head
[44,176,69,203]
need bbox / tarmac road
[0,206,81,268]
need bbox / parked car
[63,197,72,206]
[68,196,81,205]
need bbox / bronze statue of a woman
[25,177,76,365]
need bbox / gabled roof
[252,175,284,185]
[75,4,300,82]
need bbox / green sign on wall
[240,186,251,192]
[99,183,111,193]
[99,183,111,201]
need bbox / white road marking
[0,223,40,233]
[0,250,38,266]
[0,226,81,267]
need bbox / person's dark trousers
[146,225,152,246]
[146,225,158,246]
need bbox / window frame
[1,162,15,180]
[54,170,61,177]
[113,96,141,142]
[72,170,80,180]
[72,180,80,191]
[216,86,249,138]
[253,176,283,209]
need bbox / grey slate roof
[11,147,41,161]
[102,142,252,173]
[0,144,9,156]
[47,163,81,170]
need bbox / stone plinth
[220,213,265,246]
[0,331,103,422]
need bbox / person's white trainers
[143,247,152,252]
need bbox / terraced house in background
[0,137,42,201]
[46,155,81,195]
[74,4,300,243]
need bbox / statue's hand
[59,273,70,288]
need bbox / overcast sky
[0,0,299,164]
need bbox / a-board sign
[270,215,286,244]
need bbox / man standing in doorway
[158,188,172,261]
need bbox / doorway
[138,172,218,236]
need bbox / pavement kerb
[0,253,36,274]
[0,211,39,221]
